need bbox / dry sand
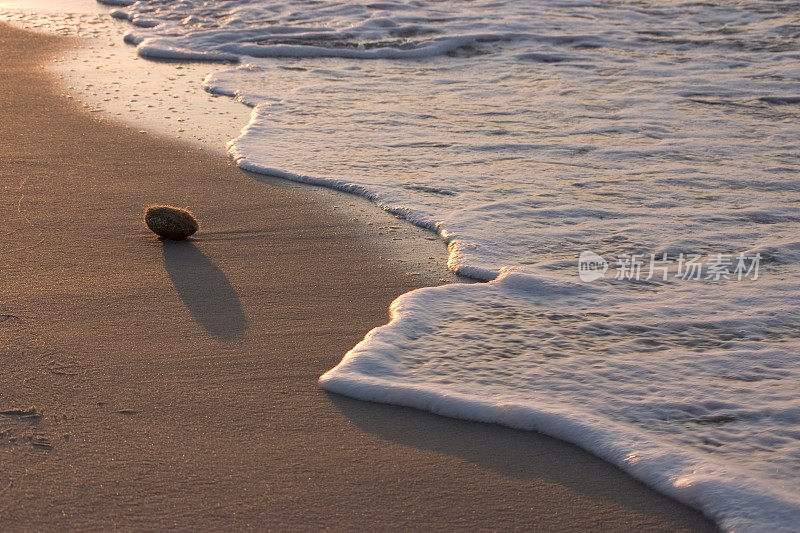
[0,23,717,531]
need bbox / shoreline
[0,23,716,531]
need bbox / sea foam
[321,270,800,531]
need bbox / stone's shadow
[327,393,718,530]
[162,240,247,340]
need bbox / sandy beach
[0,24,717,530]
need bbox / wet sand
[0,23,716,531]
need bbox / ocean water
[6,0,800,529]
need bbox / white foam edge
[130,33,514,61]
[319,270,800,532]
[221,99,500,281]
